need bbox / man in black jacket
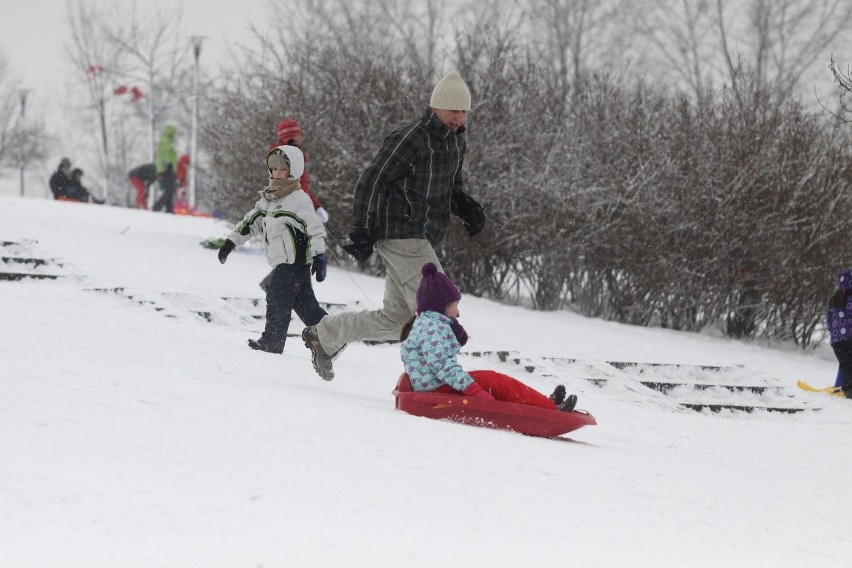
[302,70,486,380]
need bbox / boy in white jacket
[218,145,328,354]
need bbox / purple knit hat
[839,269,852,290]
[416,262,461,314]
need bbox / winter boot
[558,394,578,413]
[302,326,335,380]
[247,338,282,354]
[549,385,566,406]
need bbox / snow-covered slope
[1,196,849,567]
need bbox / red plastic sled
[392,374,596,438]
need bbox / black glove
[451,190,486,237]
[311,253,327,282]
[342,228,378,263]
[218,239,236,264]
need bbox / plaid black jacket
[352,110,466,247]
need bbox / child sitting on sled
[400,262,578,411]
[217,145,328,354]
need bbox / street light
[86,65,110,203]
[189,35,207,210]
[17,87,30,197]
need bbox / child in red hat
[400,263,577,411]
[269,117,327,222]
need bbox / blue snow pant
[259,263,327,353]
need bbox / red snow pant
[435,370,557,410]
[129,176,147,209]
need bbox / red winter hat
[416,262,461,314]
[277,118,302,144]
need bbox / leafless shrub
[204,5,851,347]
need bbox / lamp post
[189,35,207,209]
[17,87,30,197]
[86,65,109,203]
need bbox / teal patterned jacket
[400,311,474,392]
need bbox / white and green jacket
[228,190,326,267]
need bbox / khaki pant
[316,239,442,354]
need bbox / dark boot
[247,338,282,354]
[558,394,578,413]
[549,385,566,406]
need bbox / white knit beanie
[430,70,471,111]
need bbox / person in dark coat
[128,163,157,209]
[64,168,102,203]
[301,70,487,380]
[48,158,73,199]
[826,268,852,399]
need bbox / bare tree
[65,0,189,204]
[527,0,632,101]
[0,49,19,168]
[822,55,852,125]
[631,0,716,104]
[0,47,50,184]
[716,0,852,108]
[630,0,852,110]
[94,1,186,161]
[65,0,123,199]
[202,1,850,346]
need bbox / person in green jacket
[153,122,178,213]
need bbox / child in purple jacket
[826,268,852,398]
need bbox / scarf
[259,178,300,201]
[450,318,468,347]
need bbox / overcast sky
[0,0,271,100]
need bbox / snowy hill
[1,196,850,567]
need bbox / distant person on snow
[259,117,329,292]
[63,168,104,204]
[400,263,578,412]
[153,122,178,213]
[217,145,329,354]
[826,268,852,399]
[49,158,73,200]
[173,154,195,214]
[128,163,157,209]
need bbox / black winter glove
[451,190,486,237]
[311,253,327,282]
[218,239,236,264]
[342,228,378,263]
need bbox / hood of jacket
[266,145,305,179]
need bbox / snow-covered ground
[1,196,849,567]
